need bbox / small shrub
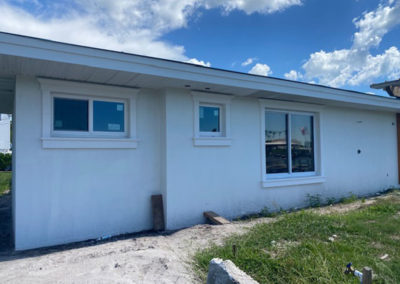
[259,207,272,217]
[307,194,321,208]
[341,193,358,204]
[326,197,336,205]
[0,153,12,171]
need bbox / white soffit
[1,32,400,111]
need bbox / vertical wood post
[362,267,372,284]
[151,195,165,231]
[397,114,400,184]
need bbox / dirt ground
[0,192,387,284]
[0,195,272,284]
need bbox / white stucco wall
[14,76,163,250]
[0,114,11,153]
[13,78,399,249]
[163,89,398,230]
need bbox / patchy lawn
[0,171,11,196]
[195,190,400,283]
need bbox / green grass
[194,191,400,283]
[0,171,11,196]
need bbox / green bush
[0,153,12,171]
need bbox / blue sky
[0,0,399,95]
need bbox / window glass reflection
[291,114,314,172]
[265,112,288,174]
[93,101,125,132]
[200,106,220,132]
[54,98,88,131]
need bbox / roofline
[1,31,400,111]
[0,31,371,96]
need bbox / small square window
[53,98,88,131]
[192,92,232,146]
[199,105,220,133]
[93,101,125,132]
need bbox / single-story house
[0,113,11,153]
[0,32,399,250]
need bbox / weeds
[194,192,400,283]
[341,193,358,204]
[306,193,322,208]
[0,171,11,195]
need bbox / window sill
[262,176,326,188]
[41,137,139,149]
[193,137,232,147]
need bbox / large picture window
[265,110,315,177]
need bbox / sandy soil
[0,211,273,284]
[0,191,397,284]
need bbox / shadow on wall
[0,190,12,253]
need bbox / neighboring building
[0,32,399,250]
[371,79,400,98]
[0,114,11,153]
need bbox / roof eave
[1,32,400,112]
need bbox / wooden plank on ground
[204,211,230,225]
[151,195,165,231]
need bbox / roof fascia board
[2,33,400,111]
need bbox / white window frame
[39,78,139,149]
[192,91,232,146]
[260,99,326,188]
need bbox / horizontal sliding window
[53,96,127,136]
[265,110,315,177]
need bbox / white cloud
[297,0,400,88]
[204,0,302,14]
[352,2,400,50]
[284,70,302,81]
[0,0,301,64]
[249,63,272,76]
[186,58,211,67]
[0,1,188,60]
[241,57,256,66]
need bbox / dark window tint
[265,112,288,174]
[93,101,125,132]
[200,106,220,132]
[291,114,314,172]
[54,98,88,131]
